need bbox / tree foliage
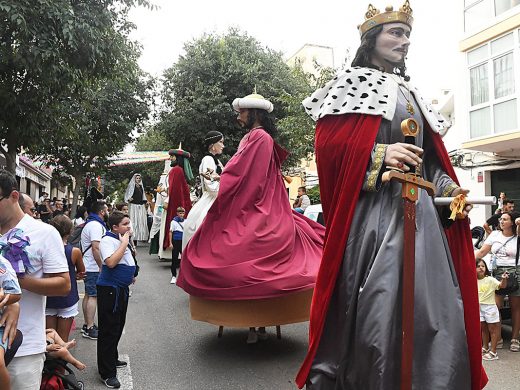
[148,29,327,171]
[0,0,151,172]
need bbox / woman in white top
[476,211,520,352]
[72,206,88,227]
[182,131,224,249]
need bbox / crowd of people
[0,171,141,389]
[475,195,520,362]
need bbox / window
[465,0,492,32]
[467,32,519,139]
[495,0,520,16]
[493,53,514,98]
[465,0,520,32]
[470,107,491,137]
[494,99,517,132]
[470,64,489,105]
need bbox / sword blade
[401,199,415,390]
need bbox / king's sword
[382,121,496,390]
[382,118,435,390]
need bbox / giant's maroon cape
[177,128,325,300]
[163,165,192,249]
[295,114,487,389]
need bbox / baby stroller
[41,356,84,390]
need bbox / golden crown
[358,0,413,36]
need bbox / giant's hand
[384,143,423,172]
[451,187,472,218]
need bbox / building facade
[450,0,520,226]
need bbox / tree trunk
[4,147,17,175]
[70,173,83,217]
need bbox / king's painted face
[371,23,411,71]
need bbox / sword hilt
[401,118,420,174]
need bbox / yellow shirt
[478,276,500,305]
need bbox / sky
[129,0,461,99]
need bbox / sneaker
[510,338,520,352]
[246,330,258,344]
[116,360,127,368]
[101,377,121,388]
[81,324,87,336]
[482,351,498,361]
[170,276,177,284]
[82,326,98,340]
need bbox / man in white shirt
[80,200,108,340]
[0,170,70,389]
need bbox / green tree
[154,29,317,171]
[0,0,151,173]
[30,45,154,215]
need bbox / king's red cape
[295,114,487,389]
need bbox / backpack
[67,220,105,255]
[67,222,86,251]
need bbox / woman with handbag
[476,211,520,352]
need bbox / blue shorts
[0,327,8,352]
[85,272,99,296]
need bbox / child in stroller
[41,329,85,390]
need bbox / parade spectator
[293,187,311,214]
[47,215,85,342]
[476,211,520,353]
[484,199,515,235]
[476,259,508,361]
[97,211,136,388]
[45,329,85,371]
[497,192,506,210]
[0,252,23,388]
[169,207,185,284]
[52,199,65,217]
[295,5,483,388]
[62,198,69,215]
[115,203,129,214]
[0,169,70,389]
[80,201,108,340]
[17,193,36,217]
[72,206,88,227]
[38,198,52,223]
[38,191,48,205]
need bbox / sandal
[510,339,520,352]
[482,351,498,361]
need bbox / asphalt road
[71,246,308,390]
[69,246,520,389]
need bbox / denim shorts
[0,327,7,351]
[85,272,99,296]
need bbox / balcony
[462,131,520,154]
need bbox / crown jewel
[358,0,413,36]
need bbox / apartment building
[450,0,520,225]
